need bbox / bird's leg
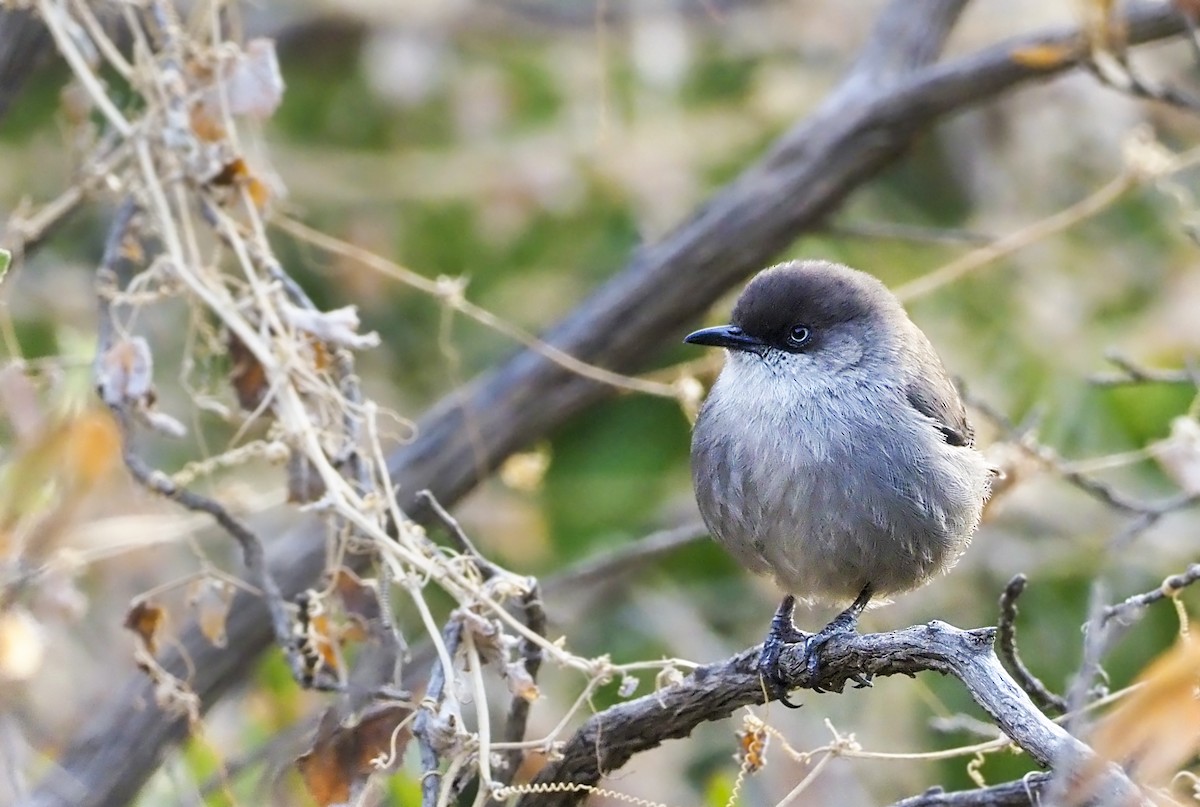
[758,595,807,708]
[802,584,874,690]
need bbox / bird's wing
[905,373,974,448]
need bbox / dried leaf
[1009,43,1079,70]
[295,591,344,687]
[735,716,769,774]
[1088,638,1200,791]
[97,337,154,407]
[64,410,121,488]
[297,703,412,806]
[219,38,284,120]
[244,175,272,211]
[189,101,227,142]
[124,600,166,656]
[331,568,382,630]
[188,578,235,648]
[504,660,540,703]
[227,331,270,412]
[499,447,551,493]
[461,610,506,665]
[209,157,250,187]
[0,608,45,682]
[118,231,144,264]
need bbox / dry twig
[996,575,1068,715]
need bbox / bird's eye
[786,324,812,348]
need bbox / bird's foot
[758,595,806,707]
[801,585,874,691]
[759,587,875,701]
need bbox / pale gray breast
[690,375,991,603]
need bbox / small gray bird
[685,260,993,701]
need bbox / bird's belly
[695,438,974,604]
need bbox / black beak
[684,325,766,354]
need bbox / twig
[966,393,1200,523]
[494,583,546,792]
[1102,562,1200,626]
[895,172,1137,302]
[417,489,548,794]
[542,521,709,596]
[889,773,1050,807]
[273,216,682,401]
[412,618,464,807]
[1089,351,1198,387]
[417,489,498,579]
[996,575,1067,715]
[827,220,995,246]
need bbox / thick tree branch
[520,623,1141,806]
[25,2,1190,806]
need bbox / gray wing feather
[902,333,974,448]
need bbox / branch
[1089,351,1199,387]
[27,2,1193,805]
[889,774,1050,807]
[519,623,1141,806]
[1102,562,1200,626]
[996,575,1067,715]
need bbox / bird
[685,260,994,703]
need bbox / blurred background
[3,0,1200,804]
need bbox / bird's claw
[759,587,875,700]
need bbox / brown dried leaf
[124,600,166,656]
[1088,638,1200,791]
[1009,43,1079,70]
[296,592,344,687]
[296,703,412,806]
[189,101,227,142]
[188,578,235,648]
[209,157,250,187]
[227,331,269,412]
[735,717,769,774]
[331,568,382,636]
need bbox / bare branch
[996,575,1067,715]
[541,521,709,596]
[412,619,464,807]
[889,773,1049,807]
[1102,562,1200,626]
[517,623,1141,806]
[494,584,546,793]
[1089,351,1199,387]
